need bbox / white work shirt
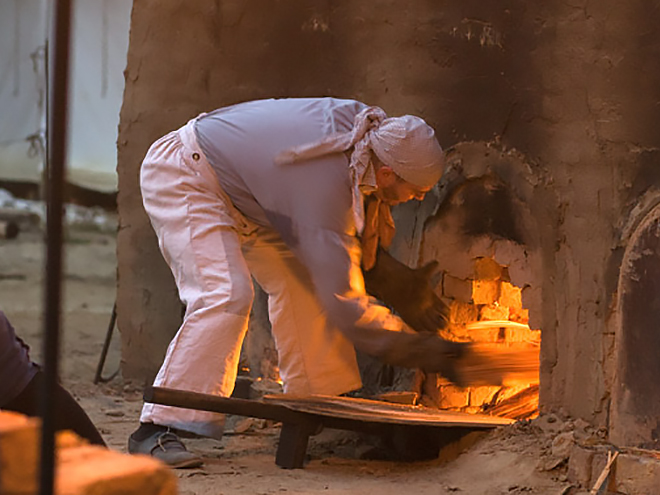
[195,98,413,361]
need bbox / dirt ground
[0,214,576,495]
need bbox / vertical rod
[93,302,117,384]
[40,0,72,494]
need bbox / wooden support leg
[276,420,320,469]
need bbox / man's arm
[291,224,467,383]
[363,248,449,333]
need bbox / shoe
[128,430,203,469]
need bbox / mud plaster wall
[117,0,660,429]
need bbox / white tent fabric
[0,0,46,186]
[0,0,132,193]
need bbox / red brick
[613,452,660,495]
[474,257,503,280]
[449,301,480,325]
[472,279,500,305]
[443,274,473,303]
[479,303,510,321]
[499,281,523,309]
[509,307,530,324]
[504,325,541,344]
[0,411,39,494]
[467,325,503,343]
[568,444,595,488]
[58,445,178,495]
[437,384,470,409]
[469,386,501,407]
[0,411,177,495]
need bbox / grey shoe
[128,430,203,469]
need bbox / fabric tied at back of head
[275,106,388,236]
[275,105,444,270]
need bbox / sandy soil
[0,221,575,495]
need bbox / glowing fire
[430,257,540,420]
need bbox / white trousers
[139,119,362,439]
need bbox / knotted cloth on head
[275,105,445,270]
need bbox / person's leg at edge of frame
[4,371,107,446]
[128,123,254,468]
[0,311,106,446]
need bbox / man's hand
[417,337,469,386]
[363,249,449,333]
[373,332,470,386]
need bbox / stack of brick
[433,256,540,417]
[443,257,534,328]
[0,410,177,495]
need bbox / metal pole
[40,1,72,494]
[93,302,119,384]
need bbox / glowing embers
[426,256,540,420]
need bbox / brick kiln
[216,134,660,455]
[415,258,540,419]
[117,1,660,457]
[387,141,660,452]
[378,142,543,420]
[240,141,543,422]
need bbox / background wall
[117,0,660,436]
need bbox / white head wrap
[370,115,445,188]
[275,105,445,233]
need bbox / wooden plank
[146,387,512,429]
[144,387,512,469]
[263,394,513,428]
[143,387,309,424]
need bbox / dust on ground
[0,212,575,495]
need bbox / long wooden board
[145,386,514,469]
[264,393,513,427]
